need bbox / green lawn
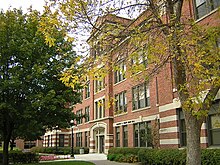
[19,161,95,165]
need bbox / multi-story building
[43,0,220,153]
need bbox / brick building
[43,0,220,153]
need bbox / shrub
[107,148,141,163]
[9,152,39,164]
[137,148,220,165]
[201,149,220,165]
[31,146,89,155]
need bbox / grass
[18,161,95,165]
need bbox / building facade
[43,0,220,153]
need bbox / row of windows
[76,107,90,125]
[115,121,152,147]
[77,82,150,121]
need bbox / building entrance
[94,127,105,153]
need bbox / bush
[107,148,141,163]
[9,152,39,164]
[201,149,220,165]
[108,148,220,165]
[31,146,89,155]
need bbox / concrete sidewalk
[73,153,139,165]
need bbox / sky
[0,0,45,12]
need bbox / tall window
[85,106,90,122]
[47,135,50,147]
[134,122,152,147]
[76,109,83,124]
[94,78,105,93]
[132,82,150,110]
[114,61,126,84]
[123,125,128,147]
[178,108,187,147]
[208,100,220,146]
[116,127,120,147]
[76,132,82,147]
[85,80,90,99]
[115,91,127,114]
[59,134,64,147]
[94,98,105,119]
[195,0,220,19]
[131,50,148,74]
[85,131,89,147]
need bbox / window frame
[134,121,152,147]
[85,106,90,122]
[114,60,126,84]
[76,109,83,124]
[123,125,128,147]
[94,98,105,119]
[194,0,220,19]
[207,100,220,146]
[85,80,90,99]
[115,127,120,147]
[132,82,150,110]
[115,91,127,114]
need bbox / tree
[40,0,220,165]
[0,8,80,165]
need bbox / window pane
[211,130,220,145]
[139,85,145,108]
[196,3,208,18]
[133,88,138,110]
[195,0,206,6]
[211,115,220,129]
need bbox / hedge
[107,147,142,163]
[107,147,220,165]
[31,146,89,155]
[0,151,38,164]
[9,152,39,164]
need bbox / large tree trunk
[2,112,13,165]
[184,111,203,165]
[2,138,10,165]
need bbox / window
[134,122,152,147]
[94,78,105,93]
[85,131,89,147]
[123,125,128,147]
[208,100,220,146]
[115,91,127,114]
[76,132,82,147]
[178,108,187,147]
[85,80,90,99]
[94,98,105,119]
[116,127,120,147]
[114,61,126,83]
[195,0,220,19]
[76,109,83,124]
[132,82,150,110]
[93,42,103,59]
[47,135,50,147]
[24,141,36,149]
[59,134,64,147]
[85,106,90,122]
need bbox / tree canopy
[0,8,81,165]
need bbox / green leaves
[0,8,80,144]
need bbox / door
[99,135,104,153]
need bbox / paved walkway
[73,153,138,165]
[50,153,140,165]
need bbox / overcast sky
[0,0,45,12]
